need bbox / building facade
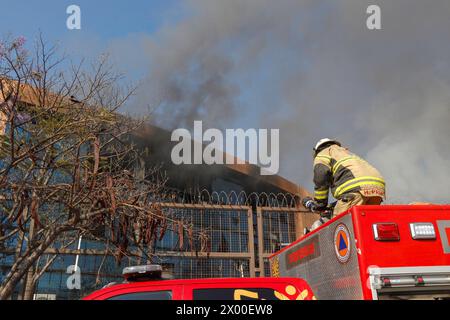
[28,183,315,300]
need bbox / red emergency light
[372,223,400,241]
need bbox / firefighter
[310,138,385,217]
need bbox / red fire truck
[83,265,316,300]
[269,205,450,300]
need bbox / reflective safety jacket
[313,145,385,205]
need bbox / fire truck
[269,204,450,300]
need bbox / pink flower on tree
[12,36,26,49]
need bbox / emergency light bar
[409,223,436,240]
[122,265,174,282]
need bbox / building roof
[134,124,310,198]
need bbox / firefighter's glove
[302,197,326,213]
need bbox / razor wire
[154,187,300,208]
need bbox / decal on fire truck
[284,235,321,270]
[193,286,316,300]
[334,223,351,263]
[270,256,280,277]
[273,285,316,300]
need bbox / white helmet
[313,138,341,152]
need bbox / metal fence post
[257,207,264,277]
[247,207,255,277]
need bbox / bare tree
[0,35,208,300]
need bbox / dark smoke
[134,0,450,203]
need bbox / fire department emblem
[334,224,351,263]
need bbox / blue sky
[0,1,183,76]
[1,1,179,40]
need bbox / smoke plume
[135,0,450,203]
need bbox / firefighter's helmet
[313,138,341,153]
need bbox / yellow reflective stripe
[336,176,385,191]
[335,181,385,198]
[332,156,357,175]
[334,177,385,198]
[315,155,332,168]
[316,155,331,161]
[314,189,328,200]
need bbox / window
[107,290,172,300]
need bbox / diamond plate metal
[271,214,364,300]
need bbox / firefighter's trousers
[333,192,383,217]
